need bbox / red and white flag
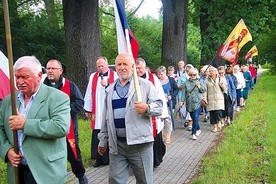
[114,0,139,59]
[0,51,11,100]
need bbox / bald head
[96,57,109,73]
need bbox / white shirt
[84,71,118,129]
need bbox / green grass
[74,117,93,167]
[192,72,276,184]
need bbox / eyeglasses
[189,74,196,77]
[46,67,61,70]
[219,72,224,75]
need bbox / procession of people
[0,51,259,184]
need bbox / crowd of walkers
[84,58,257,183]
[0,54,258,184]
[157,61,257,140]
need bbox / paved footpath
[67,116,218,184]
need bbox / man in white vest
[84,57,118,167]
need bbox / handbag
[200,99,207,108]
[186,81,207,108]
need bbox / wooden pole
[125,29,141,102]
[3,0,20,183]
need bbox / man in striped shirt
[98,54,163,184]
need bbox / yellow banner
[217,19,252,63]
[245,45,258,59]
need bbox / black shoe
[204,116,209,122]
[102,162,109,166]
[93,162,102,167]
[78,175,88,184]
[184,122,188,127]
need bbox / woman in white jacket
[233,65,245,111]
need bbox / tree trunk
[62,0,100,94]
[199,2,209,65]
[161,0,188,67]
[199,0,224,67]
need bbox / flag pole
[125,29,142,102]
[3,0,20,183]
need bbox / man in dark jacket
[44,59,88,184]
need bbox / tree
[43,0,59,30]
[192,0,272,66]
[187,23,201,67]
[62,0,100,94]
[161,0,188,67]
[129,16,162,68]
[1,0,65,63]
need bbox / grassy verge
[73,117,93,168]
[192,72,276,183]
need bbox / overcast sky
[128,0,162,19]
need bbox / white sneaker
[236,107,240,112]
[192,134,197,140]
[196,130,201,136]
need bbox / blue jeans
[236,89,242,107]
[203,107,210,116]
[251,77,255,88]
[189,106,202,135]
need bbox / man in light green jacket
[0,56,70,184]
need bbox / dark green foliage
[1,0,275,74]
[257,30,276,74]
[0,3,65,66]
[99,7,163,68]
[187,23,201,67]
[16,13,65,65]
[190,0,274,66]
[129,16,162,68]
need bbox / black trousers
[153,132,166,167]
[67,135,86,179]
[223,93,232,118]
[19,164,37,184]
[91,129,109,164]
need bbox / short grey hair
[135,57,146,67]
[200,65,209,74]
[167,66,175,71]
[156,66,167,74]
[14,56,42,75]
[188,68,198,75]
[217,66,225,71]
[47,59,62,68]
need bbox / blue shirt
[17,86,40,165]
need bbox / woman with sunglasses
[182,68,206,140]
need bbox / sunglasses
[189,74,197,76]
